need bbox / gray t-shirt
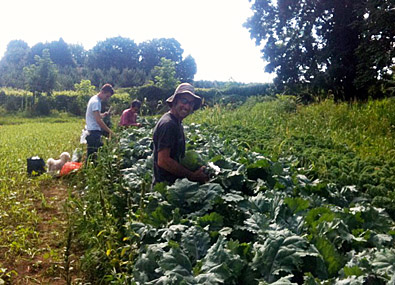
[152,112,185,185]
[85,95,102,131]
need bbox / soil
[2,179,82,284]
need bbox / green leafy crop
[75,114,395,284]
[180,150,205,171]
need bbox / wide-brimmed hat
[166,83,202,111]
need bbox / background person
[152,83,209,186]
[119,100,142,127]
[85,83,114,161]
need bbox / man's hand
[103,107,112,117]
[189,166,209,183]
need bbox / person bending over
[119,99,142,127]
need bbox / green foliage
[252,229,326,282]
[153,57,180,90]
[72,109,394,284]
[188,98,395,218]
[32,95,51,116]
[69,79,97,115]
[74,79,95,96]
[245,0,395,100]
[180,150,205,171]
[87,36,139,70]
[0,37,196,90]
[0,40,29,89]
[176,55,197,83]
[23,49,58,96]
[0,87,133,116]
[131,84,169,115]
[195,83,274,106]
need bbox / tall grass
[287,98,395,159]
[188,96,395,159]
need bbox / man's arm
[93,110,113,135]
[129,122,142,127]
[158,148,208,183]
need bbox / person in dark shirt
[152,83,209,185]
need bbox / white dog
[47,152,71,173]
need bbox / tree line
[3,0,393,102]
[0,37,198,93]
[245,0,395,101]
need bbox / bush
[0,105,7,116]
[195,83,274,106]
[130,84,171,115]
[222,83,273,97]
[274,95,298,113]
[33,96,52,116]
[52,95,70,112]
[109,91,132,115]
[52,91,90,116]
[136,84,170,102]
[4,95,23,112]
[0,90,6,105]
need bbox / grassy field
[0,114,83,282]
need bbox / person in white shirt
[85,83,114,161]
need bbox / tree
[88,36,139,70]
[48,38,75,67]
[119,68,147,87]
[1,40,30,65]
[28,42,47,64]
[28,39,77,67]
[353,0,395,98]
[69,43,88,67]
[139,38,184,73]
[0,40,30,88]
[89,68,105,88]
[245,0,395,100]
[153,57,180,90]
[23,49,58,96]
[176,55,197,83]
[75,79,95,96]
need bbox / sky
[0,0,275,84]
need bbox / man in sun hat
[152,82,208,186]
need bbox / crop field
[66,97,394,284]
[0,114,83,283]
[0,97,394,284]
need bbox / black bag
[27,156,46,175]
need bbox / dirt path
[5,179,81,284]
